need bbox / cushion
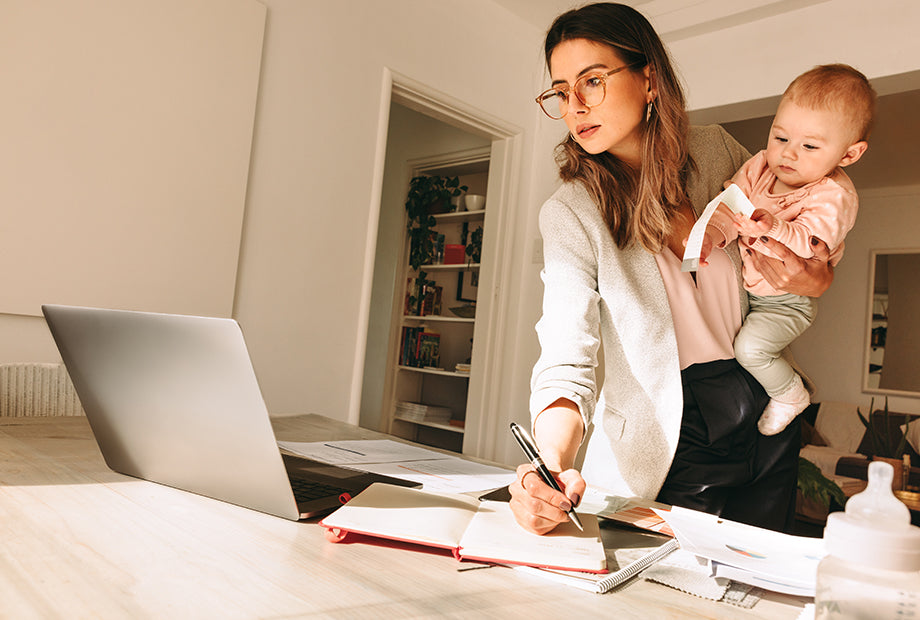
[814,401,864,453]
[906,419,920,458]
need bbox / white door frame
[350,67,522,460]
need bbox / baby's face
[765,99,858,190]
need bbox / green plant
[465,225,483,266]
[857,396,914,459]
[798,457,847,509]
[407,271,431,316]
[404,175,467,270]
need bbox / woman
[510,3,832,535]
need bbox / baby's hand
[684,229,719,267]
[732,208,774,237]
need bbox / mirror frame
[863,248,920,398]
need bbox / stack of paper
[654,507,826,596]
[395,402,451,424]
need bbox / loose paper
[681,183,755,272]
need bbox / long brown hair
[545,3,691,252]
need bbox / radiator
[0,363,84,417]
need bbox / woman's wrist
[532,399,584,471]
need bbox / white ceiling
[490,0,830,41]
[491,0,920,190]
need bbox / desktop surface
[0,414,809,619]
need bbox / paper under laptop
[42,304,418,521]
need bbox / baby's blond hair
[783,63,877,142]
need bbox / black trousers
[656,358,800,532]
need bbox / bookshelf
[385,154,489,453]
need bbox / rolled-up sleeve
[530,194,602,429]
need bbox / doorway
[357,71,520,459]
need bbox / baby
[704,64,876,435]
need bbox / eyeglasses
[535,64,637,120]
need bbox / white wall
[232,0,544,425]
[671,0,920,115]
[791,186,920,415]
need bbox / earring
[645,101,653,123]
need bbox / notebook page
[458,501,606,572]
[321,483,479,548]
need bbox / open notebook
[321,482,607,573]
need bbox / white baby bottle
[815,460,920,619]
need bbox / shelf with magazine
[385,154,488,453]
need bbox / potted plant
[857,396,915,463]
[404,175,467,270]
[857,396,918,491]
[798,457,847,510]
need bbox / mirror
[864,249,920,397]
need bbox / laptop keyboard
[289,477,348,502]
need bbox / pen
[509,422,584,532]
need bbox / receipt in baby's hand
[681,183,756,272]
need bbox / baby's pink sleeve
[707,203,738,247]
[767,180,858,263]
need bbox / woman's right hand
[747,235,833,297]
[508,462,586,535]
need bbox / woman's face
[548,38,652,166]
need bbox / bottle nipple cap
[823,461,920,571]
[846,460,910,527]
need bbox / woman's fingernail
[810,237,819,246]
[571,493,581,507]
[559,499,572,512]
[745,249,752,256]
[759,236,770,243]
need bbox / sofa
[798,401,920,526]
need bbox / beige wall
[0,0,264,320]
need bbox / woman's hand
[747,236,833,297]
[508,463,586,535]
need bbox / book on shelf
[320,483,606,573]
[398,328,441,368]
[419,283,442,317]
[399,326,419,366]
[416,332,440,368]
[404,277,443,317]
[515,524,679,594]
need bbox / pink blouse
[655,246,742,370]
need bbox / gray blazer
[530,125,751,498]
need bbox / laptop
[42,304,419,521]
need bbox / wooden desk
[0,415,809,619]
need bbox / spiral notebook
[515,522,679,593]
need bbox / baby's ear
[838,141,868,168]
